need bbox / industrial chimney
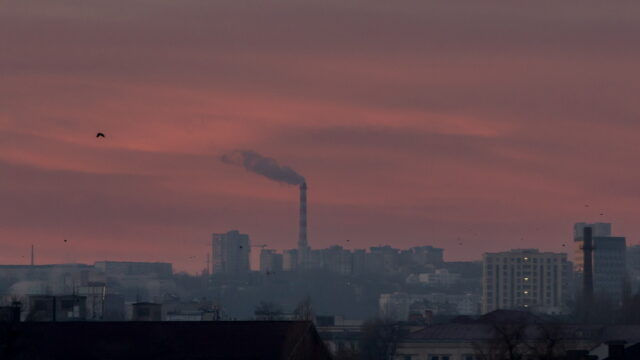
[583,226,594,316]
[298,182,309,264]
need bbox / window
[463,355,476,360]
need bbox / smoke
[221,150,305,185]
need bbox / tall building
[282,249,299,271]
[573,222,626,304]
[482,249,571,314]
[211,230,250,274]
[320,246,353,275]
[627,245,640,294]
[259,249,283,273]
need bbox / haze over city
[2,1,640,274]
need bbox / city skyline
[3,1,640,273]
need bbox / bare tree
[526,322,566,360]
[474,318,528,360]
[293,295,314,321]
[359,318,404,360]
[254,301,283,320]
[474,319,567,360]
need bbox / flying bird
[96,132,105,138]
[63,239,68,243]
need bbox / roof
[405,322,607,343]
[601,341,640,360]
[0,321,332,360]
[477,309,544,324]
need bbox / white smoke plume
[221,150,305,185]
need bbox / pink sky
[2,1,640,272]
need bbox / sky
[2,1,640,273]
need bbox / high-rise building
[573,223,626,304]
[482,249,571,314]
[320,246,353,275]
[259,249,283,273]
[282,249,299,271]
[211,230,250,274]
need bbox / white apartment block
[482,249,571,314]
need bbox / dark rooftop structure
[0,321,332,360]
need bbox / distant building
[319,246,353,275]
[380,292,480,320]
[211,230,250,274]
[259,249,283,273]
[94,261,173,278]
[102,294,125,321]
[283,249,299,271]
[482,249,571,314]
[408,246,444,266]
[367,246,399,273]
[573,222,627,304]
[418,269,461,286]
[132,302,162,321]
[627,245,640,292]
[26,295,87,322]
[352,249,366,275]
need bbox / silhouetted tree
[293,295,314,321]
[474,320,528,360]
[254,301,283,320]
[475,317,566,360]
[359,318,404,360]
[526,322,566,360]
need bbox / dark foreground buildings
[0,321,332,360]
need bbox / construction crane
[251,244,268,249]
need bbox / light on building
[524,290,529,294]
[524,257,529,261]
[524,277,529,281]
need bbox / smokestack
[31,244,34,266]
[583,226,594,313]
[299,182,308,252]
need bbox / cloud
[3,0,640,270]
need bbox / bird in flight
[64,239,68,243]
[96,132,105,138]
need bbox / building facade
[259,249,283,273]
[482,249,571,314]
[211,230,250,274]
[573,223,627,304]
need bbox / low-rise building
[418,269,461,286]
[380,292,481,321]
